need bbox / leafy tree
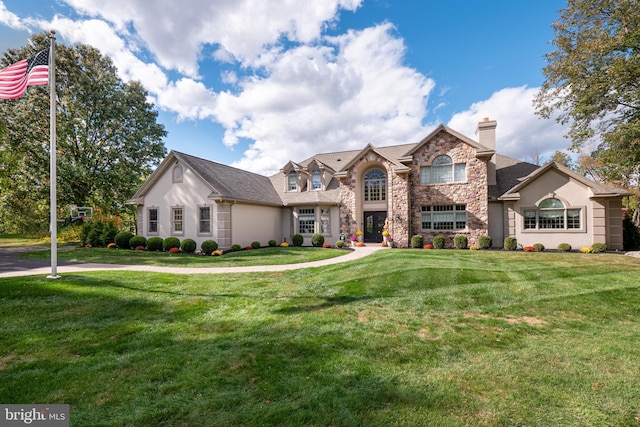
[0,33,166,233]
[548,150,576,170]
[534,0,640,191]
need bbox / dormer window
[311,167,322,190]
[420,155,466,184]
[288,170,298,191]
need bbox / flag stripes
[0,49,49,99]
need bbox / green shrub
[129,235,147,249]
[201,240,218,254]
[454,235,468,249]
[100,222,119,246]
[623,212,640,250]
[250,241,261,249]
[231,244,242,252]
[268,240,277,247]
[533,243,545,252]
[115,231,134,249]
[504,237,517,251]
[181,238,197,253]
[292,234,304,247]
[478,235,491,249]
[335,240,345,248]
[311,233,325,247]
[163,237,181,251]
[557,243,572,252]
[591,242,607,253]
[433,235,445,249]
[411,234,424,248]
[147,237,164,251]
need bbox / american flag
[0,49,50,99]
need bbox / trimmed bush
[201,240,218,254]
[557,243,572,252]
[147,237,164,251]
[478,235,491,249]
[504,237,518,251]
[251,241,261,249]
[181,238,197,253]
[268,240,277,247]
[115,231,134,249]
[292,234,304,247]
[129,235,147,249]
[163,237,181,251]
[433,235,445,249]
[454,235,468,249]
[335,240,345,248]
[231,244,242,251]
[311,233,325,247]
[591,242,607,253]
[533,243,545,252]
[411,234,424,249]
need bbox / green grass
[20,246,348,267]
[0,234,50,247]
[2,250,640,426]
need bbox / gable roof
[129,151,283,206]
[499,161,631,200]
[405,124,494,158]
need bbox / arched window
[311,167,322,190]
[524,198,581,230]
[288,170,298,191]
[364,168,386,201]
[420,155,466,184]
[172,164,183,183]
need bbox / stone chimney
[476,118,497,186]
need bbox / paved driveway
[0,245,386,278]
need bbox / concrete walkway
[0,245,387,278]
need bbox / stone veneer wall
[338,150,411,247]
[409,130,489,247]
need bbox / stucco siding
[230,203,282,248]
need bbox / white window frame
[320,208,331,235]
[421,205,467,231]
[522,198,583,231]
[172,206,184,235]
[288,170,298,191]
[298,208,315,234]
[172,164,183,183]
[198,205,212,235]
[311,167,322,190]
[148,207,159,235]
[420,155,466,184]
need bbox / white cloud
[62,0,363,76]
[0,1,27,30]
[448,86,570,163]
[217,24,435,174]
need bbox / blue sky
[0,0,569,175]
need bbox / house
[126,119,630,250]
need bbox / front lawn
[1,250,640,426]
[20,246,349,267]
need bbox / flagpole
[47,30,59,279]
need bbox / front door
[364,211,386,243]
